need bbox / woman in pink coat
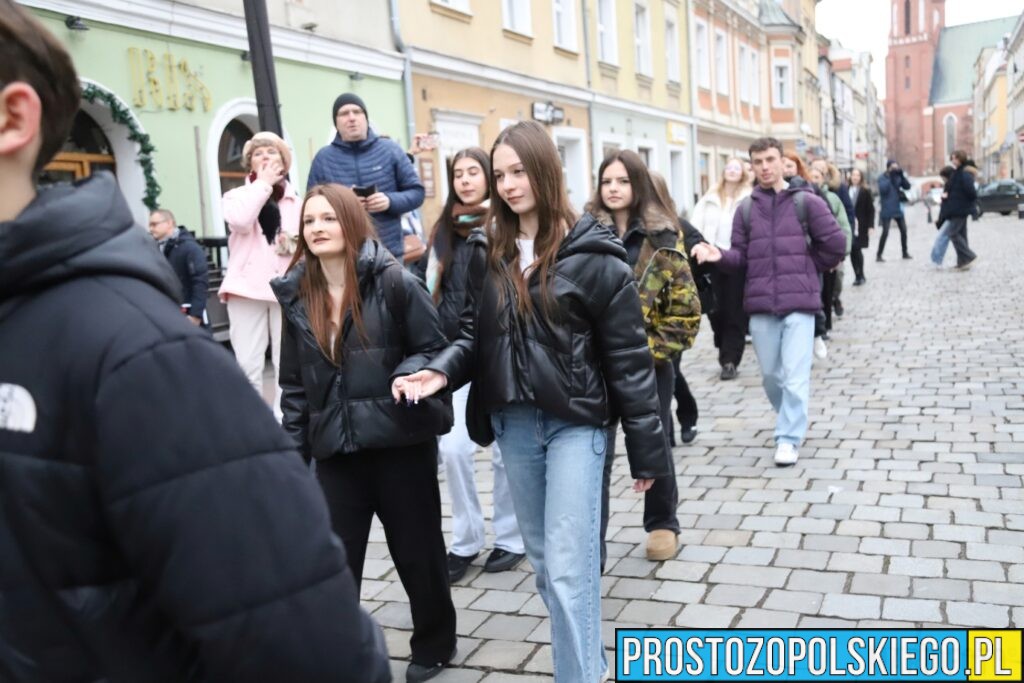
[219,132,300,418]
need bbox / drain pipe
[581,0,596,185]
[388,0,417,148]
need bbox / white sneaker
[774,443,799,466]
[813,336,828,360]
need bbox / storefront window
[218,118,256,195]
[38,110,116,185]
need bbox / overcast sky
[816,0,1024,99]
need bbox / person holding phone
[307,92,425,260]
[273,184,457,682]
[397,122,670,682]
[220,131,300,418]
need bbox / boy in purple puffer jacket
[692,138,846,466]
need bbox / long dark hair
[428,147,490,303]
[488,121,577,320]
[587,149,668,231]
[288,184,377,363]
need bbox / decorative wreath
[81,82,162,210]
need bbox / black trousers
[821,270,837,331]
[878,215,909,258]
[316,441,456,665]
[850,240,865,281]
[707,268,747,367]
[600,360,679,569]
[946,216,976,266]
[673,355,698,429]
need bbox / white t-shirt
[517,238,536,275]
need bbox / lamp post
[242,0,283,137]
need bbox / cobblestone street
[370,205,1024,681]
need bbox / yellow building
[397,0,698,226]
[973,46,1010,180]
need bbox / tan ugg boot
[646,529,678,561]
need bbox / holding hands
[690,243,722,264]
[391,369,448,404]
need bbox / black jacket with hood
[160,226,209,322]
[273,239,453,461]
[0,173,390,682]
[435,229,488,342]
[425,213,671,480]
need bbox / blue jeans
[492,404,607,682]
[749,312,815,447]
[931,221,951,266]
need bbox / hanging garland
[81,83,162,210]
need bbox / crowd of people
[0,3,983,681]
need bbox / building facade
[1008,13,1024,180]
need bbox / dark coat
[941,165,979,219]
[836,183,856,228]
[274,240,452,460]
[306,129,425,258]
[162,227,209,321]
[435,229,487,342]
[852,186,875,247]
[719,183,846,316]
[0,174,390,682]
[425,213,671,481]
[877,170,911,220]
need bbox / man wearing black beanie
[308,91,424,259]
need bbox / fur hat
[242,131,292,173]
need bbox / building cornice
[21,0,406,80]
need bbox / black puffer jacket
[274,240,452,460]
[435,229,487,341]
[426,213,670,480]
[161,226,209,321]
[0,173,390,682]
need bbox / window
[634,2,651,76]
[772,60,792,107]
[904,55,910,69]
[637,145,653,166]
[739,44,749,102]
[944,114,957,160]
[695,21,710,88]
[665,15,680,83]
[699,152,710,194]
[918,0,924,32]
[714,30,728,95]
[218,118,256,195]
[552,0,576,50]
[905,76,910,90]
[751,50,760,104]
[904,0,911,35]
[597,0,617,63]
[39,110,117,186]
[431,0,470,12]
[503,0,531,35]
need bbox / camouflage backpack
[636,246,702,360]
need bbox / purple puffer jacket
[719,183,846,316]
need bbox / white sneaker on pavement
[774,443,799,466]
[813,336,828,360]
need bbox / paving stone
[945,559,1006,581]
[827,552,884,573]
[751,531,802,549]
[946,602,1010,628]
[859,538,911,556]
[703,530,754,547]
[882,598,943,622]
[472,614,542,641]
[465,640,538,670]
[609,578,660,600]
[705,584,766,608]
[652,581,707,604]
[774,549,831,570]
[820,593,881,620]
[912,578,971,601]
[736,608,801,628]
[882,522,930,540]
[762,589,824,614]
[973,582,1024,607]
[803,534,861,553]
[911,540,962,559]
[889,557,944,577]
[617,599,683,625]
[468,591,532,613]
[966,543,1024,563]
[674,604,739,627]
[933,524,986,543]
[655,560,710,582]
[708,564,791,588]
[850,573,910,597]
[722,547,776,566]
[677,545,728,563]
[836,520,882,537]
[786,570,848,593]
[786,518,837,534]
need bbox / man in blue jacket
[307,93,425,258]
[876,159,912,262]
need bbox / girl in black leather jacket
[397,122,670,682]
[273,184,457,682]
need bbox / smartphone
[352,184,377,198]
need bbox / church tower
[885,0,945,175]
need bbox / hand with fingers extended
[633,478,655,493]
[390,369,448,405]
[256,158,285,186]
[690,242,722,264]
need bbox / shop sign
[667,122,688,145]
[128,48,212,112]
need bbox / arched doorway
[217,118,257,195]
[38,110,117,184]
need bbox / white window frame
[772,58,793,108]
[665,14,680,83]
[636,141,657,170]
[738,44,749,102]
[502,0,532,35]
[552,0,577,50]
[695,20,710,89]
[431,0,471,12]
[597,0,618,64]
[750,49,760,105]
[714,29,729,96]
[634,1,652,77]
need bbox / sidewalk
[367,205,1024,681]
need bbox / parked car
[977,181,1024,217]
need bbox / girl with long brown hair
[426,148,525,582]
[398,122,669,682]
[272,183,457,682]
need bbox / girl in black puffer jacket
[427,148,526,583]
[273,184,457,682]
[397,122,670,683]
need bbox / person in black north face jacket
[0,5,390,680]
[148,208,209,325]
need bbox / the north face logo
[0,383,36,433]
